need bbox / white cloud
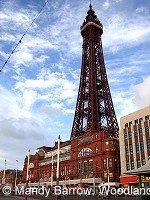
[0,84,58,169]
[39,105,63,118]
[132,76,150,108]
[102,0,110,10]
[15,76,59,90]
[22,89,38,109]
[102,10,150,52]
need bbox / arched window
[78,148,93,157]
[95,146,98,153]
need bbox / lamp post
[38,163,40,188]
[51,151,54,194]
[25,149,30,200]
[15,160,18,187]
[80,154,82,185]
[2,160,6,186]
[56,135,60,200]
[107,158,110,193]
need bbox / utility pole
[56,135,60,200]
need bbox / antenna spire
[89,0,92,9]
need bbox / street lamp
[56,135,60,200]
[79,153,82,185]
[2,160,6,185]
[25,149,30,200]
[51,151,54,193]
[15,160,18,187]
[107,158,110,191]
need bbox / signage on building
[78,136,93,145]
[141,176,150,182]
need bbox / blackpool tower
[71,4,119,139]
[70,4,120,182]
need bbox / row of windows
[124,126,149,140]
[104,172,113,178]
[60,166,70,176]
[126,159,146,171]
[78,160,93,174]
[125,115,149,128]
[103,158,113,168]
[125,140,150,155]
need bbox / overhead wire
[0,0,49,73]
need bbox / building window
[89,160,93,173]
[145,115,149,121]
[109,159,113,167]
[140,141,144,152]
[142,159,146,166]
[147,140,150,151]
[145,126,149,133]
[129,144,133,154]
[134,119,138,125]
[135,142,139,153]
[125,145,129,155]
[134,130,138,137]
[78,162,82,174]
[84,162,88,173]
[128,132,132,138]
[131,161,134,170]
[79,148,93,157]
[124,133,127,140]
[137,160,141,168]
[66,166,70,175]
[104,159,107,168]
[139,128,143,135]
[95,146,98,153]
[72,152,75,159]
[72,166,75,174]
[125,123,128,128]
[109,172,113,178]
[104,172,107,178]
[126,162,130,171]
[129,121,132,126]
[139,118,143,123]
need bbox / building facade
[22,135,120,186]
[119,106,150,185]
[0,170,22,187]
[22,4,120,188]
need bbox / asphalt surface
[0,194,142,200]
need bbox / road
[0,194,141,200]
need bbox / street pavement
[0,194,141,200]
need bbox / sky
[0,0,150,170]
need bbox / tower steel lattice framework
[71,4,119,139]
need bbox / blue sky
[0,0,150,170]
